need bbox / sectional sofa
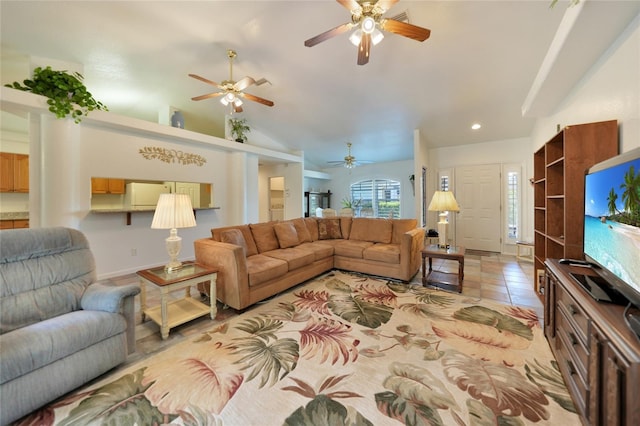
[195,216,425,310]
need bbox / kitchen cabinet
[0,152,29,193]
[91,178,125,194]
[0,219,29,229]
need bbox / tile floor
[105,251,541,365]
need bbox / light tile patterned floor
[105,252,540,364]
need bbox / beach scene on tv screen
[584,158,640,293]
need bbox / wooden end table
[137,261,217,340]
[421,244,465,293]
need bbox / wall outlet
[131,248,137,256]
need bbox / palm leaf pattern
[299,316,359,364]
[233,337,299,387]
[34,271,578,425]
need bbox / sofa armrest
[81,282,140,354]
[400,227,426,278]
[195,238,249,310]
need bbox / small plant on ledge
[5,66,108,123]
[229,117,250,143]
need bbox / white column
[38,115,81,228]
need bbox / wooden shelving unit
[533,120,618,299]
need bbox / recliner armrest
[81,282,140,354]
[81,283,140,313]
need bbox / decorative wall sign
[139,147,206,166]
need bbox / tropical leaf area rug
[19,271,580,426]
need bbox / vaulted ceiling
[1,1,638,169]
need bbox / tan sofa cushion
[391,219,418,244]
[349,218,392,243]
[212,224,258,256]
[297,242,334,261]
[334,240,374,259]
[304,217,319,241]
[363,243,400,264]
[292,218,312,243]
[246,254,288,287]
[263,247,315,271]
[274,222,299,248]
[220,229,247,257]
[340,216,353,239]
[250,222,280,253]
[318,218,342,240]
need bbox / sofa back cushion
[317,218,342,240]
[0,227,96,334]
[250,222,280,253]
[340,216,353,239]
[212,225,258,257]
[303,217,319,241]
[274,222,300,248]
[391,219,418,244]
[349,218,393,243]
[220,229,248,257]
[291,218,312,243]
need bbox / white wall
[2,92,303,279]
[531,14,640,153]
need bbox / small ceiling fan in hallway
[304,0,431,65]
[189,49,274,113]
[328,142,372,168]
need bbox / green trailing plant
[229,117,250,143]
[5,66,107,123]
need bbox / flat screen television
[583,147,640,333]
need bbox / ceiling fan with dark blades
[328,142,373,168]
[189,49,274,113]
[304,0,431,65]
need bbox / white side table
[137,261,217,340]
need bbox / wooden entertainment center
[544,259,640,425]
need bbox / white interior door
[455,164,502,252]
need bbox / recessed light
[471,123,481,130]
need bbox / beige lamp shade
[428,191,460,212]
[151,193,196,272]
[151,193,196,230]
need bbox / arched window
[350,179,401,218]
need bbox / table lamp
[151,193,196,272]
[428,191,460,248]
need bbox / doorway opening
[269,177,284,221]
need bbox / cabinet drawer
[556,282,589,343]
[556,307,588,381]
[556,329,588,416]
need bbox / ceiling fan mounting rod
[226,49,236,84]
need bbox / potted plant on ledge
[229,118,250,143]
[5,66,108,123]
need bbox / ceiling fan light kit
[305,0,431,65]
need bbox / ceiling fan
[304,0,431,65]
[189,49,274,113]
[328,142,372,169]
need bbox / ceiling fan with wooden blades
[189,49,274,113]
[328,142,373,168]
[304,0,431,65]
